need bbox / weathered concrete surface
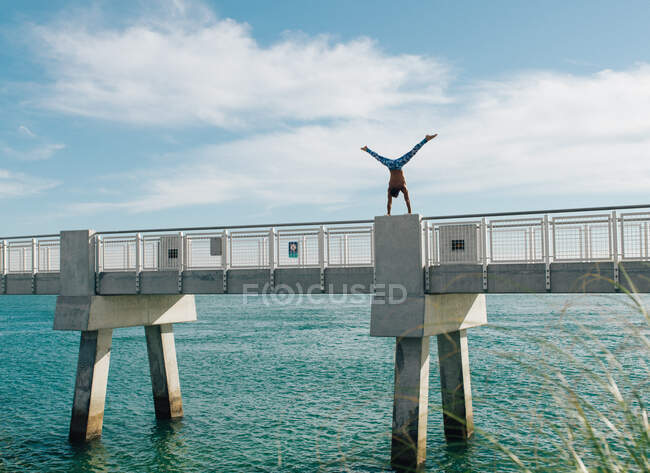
[5,274,32,294]
[325,266,373,293]
[371,293,487,337]
[54,295,197,330]
[182,270,224,294]
[371,214,426,337]
[550,262,616,293]
[429,264,484,293]
[274,268,321,293]
[69,328,112,442]
[618,261,650,293]
[487,263,546,293]
[140,271,179,294]
[35,273,60,294]
[61,230,95,297]
[227,269,270,294]
[374,214,424,297]
[145,324,183,419]
[97,272,137,295]
[391,336,430,472]
[437,329,474,442]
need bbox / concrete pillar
[69,328,112,442]
[370,214,487,468]
[391,336,430,472]
[437,329,473,442]
[145,323,183,419]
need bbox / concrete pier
[145,324,183,419]
[437,329,473,441]
[370,214,486,470]
[391,336,430,471]
[54,230,196,441]
[69,328,112,442]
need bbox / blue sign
[288,241,299,258]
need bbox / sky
[1,0,649,236]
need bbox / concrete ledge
[227,269,270,294]
[35,273,60,295]
[550,262,616,293]
[54,295,197,330]
[429,265,483,293]
[325,267,373,294]
[488,263,546,293]
[618,261,650,293]
[275,268,321,293]
[370,293,487,337]
[182,270,224,294]
[5,274,32,294]
[98,272,137,295]
[140,271,180,294]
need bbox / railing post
[31,238,37,294]
[480,218,487,290]
[611,211,619,287]
[619,213,625,262]
[31,238,37,275]
[178,232,185,293]
[223,230,230,293]
[269,227,276,290]
[1,240,6,294]
[319,225,327,291]
[543,215,551,290]
[136,233,142,293]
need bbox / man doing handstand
[361,134,437,215]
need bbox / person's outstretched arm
[392,133,437,169]
[361,146,394,169]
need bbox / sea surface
[0,293,647,472]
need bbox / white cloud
[26,2,650,215]
[32,7,450,128]
[0,169,59,198]
[1,142,65,161]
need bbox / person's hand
[425,134,438,141]
[361,146,368,151]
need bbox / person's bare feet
[425,134,438,141]
[361,146,368,151]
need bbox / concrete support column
[437,329,473,442]
[145,323,183,419]
[69,328,112,442]
[391,336,430,472]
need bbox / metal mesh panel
[620,212,650,260]
[327,228,372,266]
[277,231,318,267]
[102,237,137,271]
[230,232,269,268]
[437,223,480,264]
[38,240,60,272]
[489,219,544,263]
[552,215,612,261]
[142,238,160,271]
[7,241,32,273]
[186,234,225,269]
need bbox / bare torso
[388,169,406,190]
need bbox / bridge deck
[2,205,649,295]
[2,261,648,295]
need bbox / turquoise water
[0,294,647,472]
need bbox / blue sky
[1,0,649,236]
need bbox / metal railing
[2,204,650,275]
[92,224,374,273]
